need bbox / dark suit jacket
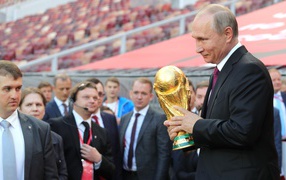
[51,131,68,180]
[49,113,115,180]
[101,111,121,180]
[195,46,280,180]
[171,150,198,180]
[43,99,62,121]
[119,107,172,180]
[43,99,72,122]
[18,112,58,180]
[273,107,282,171]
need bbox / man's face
[270,71,282,93]
[39,86,52,102]
[53,78,72,102]
[195,87,208,111]
[105,81,119,99]
[0,75,22,118]
[130,81,153,111]
[191,14,230,64]
[75,87,99,114]
[95,83,105,107]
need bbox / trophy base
[173,133,195,150]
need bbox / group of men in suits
[40,73,172,180]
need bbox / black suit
[195,46,280,179]
[49,113,115,180]
[100,111,121,180]
[120,107,172,180]
[171,150,198,180]
[51,131,68,180]
[18,112,58,180]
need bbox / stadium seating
[0,0,275,72]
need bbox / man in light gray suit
[119,77,172,180]
[0,60,58,180]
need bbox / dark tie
[92,115,99,125]
[82,121,90,144]
[212,67,220,89]
[1,120,17,180]
[62,103,68,116]
[127,113,140,169]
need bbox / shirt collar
[217,42,242,71]
[275,91,282,96]
[73,110,91,127]
[134,105,149,117]
[0,110,18,128]
[54,96,69,107]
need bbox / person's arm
[57,135,68,180]
[81,129,115,179]
[43,125,59,180]
[155,113,173,180]
[194,63,272,148]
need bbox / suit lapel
[120,113,133,150]
[64,115,81,158]
[101,112,110,129]
[137,108,153,144]
[52,100,62,117]
[206,46,248,117]
[90,122,101,149]
[18,112,33,180]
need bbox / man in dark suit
[86,77,121,180]
[164,4,279,180]
[120,77,172,180]
[269,68,286,178]
[43,73,72,121]
[49,81,115,180]
[0,60,58,180]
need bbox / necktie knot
[92,115,99,125]
[1,120,10,130]
[135,113,140,119]
[213,67,219,75]
[212,67,220,89]
[82,121,90,129]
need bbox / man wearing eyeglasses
[49,81,115,180]
[86,78,121,180]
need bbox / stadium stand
[0,0,279,72]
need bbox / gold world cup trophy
[154,65,194,150]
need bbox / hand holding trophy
[154,65,195,150]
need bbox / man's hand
[81,144,102,163]
[163,106,202,141]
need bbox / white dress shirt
[0,110,25,180]
[73,110,102,169]
[123,105,149,171]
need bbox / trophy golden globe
[154,65,194,150]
